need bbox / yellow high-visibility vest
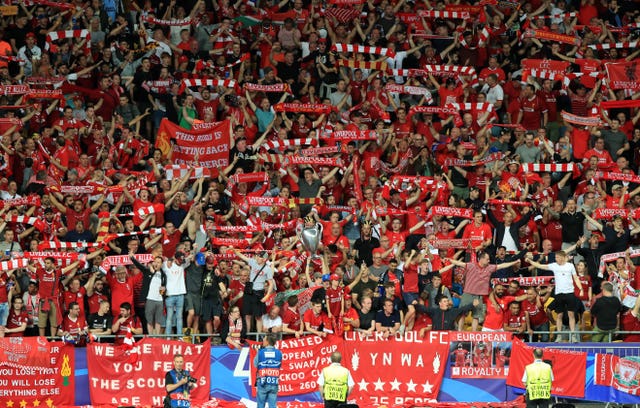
[525,361,552,400]
[322,365,349,402]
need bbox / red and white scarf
[561,110,601,127]
[326,130,378,141]
[597,171,640,184]
[523,29,579,46]
[141,15,192,26]
[244,82,292,94]
[488,199,531,206]
[417,10,470,19]
[0,195,41,209]
[300,146,340,156]
[331,43,396,58]
[118,204,165,218]
[588,41,638,50]
[446,102,494,113]
[46,30,91,53]
[520,163,575,172]
[592,208,640,219]
[0,259,30,271]
[262,138,317,151]
[432,239,472,249]
[38,241,103,250]
[599,248,640,277]
[273,103,333,114]
[179,78,237,93]
[384,83,431,96]
[444,152,504,169]
[0,85,30,96]
[491,276,556,287]
[164,165,213,180]
[431,206,474,219]
[101,254,155,271]
[5,215,45,231]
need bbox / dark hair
[120,302,132,311]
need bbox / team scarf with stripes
[261,154,343,168]
[164,164,213,180]
[520,163,575,173]
[46,30,91,53]
[384,83,431,96]
[21,0,75,10]
[225,172,268,196]
[212,237,250,247]
[208,225,258,233]
[117,204,165,218]
[5,215,46,231]
[388,68,429,77]
[141,15,193,26]
[423,64,479,86]
[407,105,463,126]
[244,196,324,208]
[491,276,556,287]
[522,29,580,45]
[432,238,473,249]
[100,254,155,271]
[375,150,412,175]
[597,171,640,184]
[262,138,318,151]
[324,8,363,23]
[244,82,292,94]
[194,54,249,73]
[431,206,474,219]
[25,89,66,107]
[142,80,173,94]
[588,41,639,50]
[273,103,333,114]
[325,130,378,141]
[446,102,494,113]
[444,152,504,169]
[300,146,341,156]
[561,110,602,127]
[0,85,30,96]
[101,228,163,245]
[533,11,579,20]
[335,59,388,71]
[178,78,237,93]
[331,43,396,58]
[417,10,470,19]
[592,208,640,219]
[488,199,531,206]
[0,195,41,209]
[599,248,640,277]
[391,176,438,191]
[38,241,103,250]
[0,259,30,271]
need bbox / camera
[187,376,197,383]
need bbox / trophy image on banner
[298,215,322,258]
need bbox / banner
[0,338,75,406]
[249,335,342,397]
[342,331,451,406]
[449,332,512,378]
[87,338,211,407]
[605,62,640,91]
[155,118,231,168]
[506,338,586,398]
[521,59,570,74]
[594,353,640,398]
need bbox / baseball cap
[329,274,340,281]
[205,255,216,266]
[26,32,36,39]
[322,274,331,282]
[179,55,189,64]
[612,184,623,190]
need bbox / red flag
[506,338,586,398]
[595,353,640,395]
[605,61,640,91]
[155,118,232,167]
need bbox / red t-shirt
[63,287,87,316]
[462,223,493,248]
[0,272,9,303]
[519,95,547,131]
[483,295,516,330]
[87,292,109,315]
[325,287,344,317]
[5,309,29,337]
[37,268,62,300]
[107,273,143,316]
[303,309,326,331]
[403,263,419,293]
[281,306,301,331]
[113,315,142,345]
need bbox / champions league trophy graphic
[297,215,322,258]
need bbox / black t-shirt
[230,146,257,173]
[591,295,623,331]
[87,312,113,331]
[358,309,376,331]
[375,309,401,328]
[353,237,380,266]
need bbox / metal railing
[524,330,640,343]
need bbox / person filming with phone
[165,353,197,408]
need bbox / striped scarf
[179,78,237,93]
[244,83,292,94]
[0,85,30,95]
[588,41,638,50]
[331,43,396,58]
[46,30,91,53]
[0,259,30,271]
[561,110,602,127]
[273,103,333,114]
[417,10,470,19]
[141,16,192,26]
[262,138,317,151]
[164,165,213,180]
[520,163,575,172]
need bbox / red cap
[26,32,36,39]
[330,274,340,281]
[179,55,189,63]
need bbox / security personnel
[521,348,553,408]
[254,333,282,408]
[317,352,355,408]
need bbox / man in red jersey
[2,291,28,337]
[58,301,88,343]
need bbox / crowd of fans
[0,0,640,347]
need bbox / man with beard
[484,282,527,332]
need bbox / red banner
[342,331,450,406]
[155,118,231,167]
[249,335,343,397]
[595,353,640,395]
[506,338,586,398]
[521,59,570,74]
[0,338,75,406]
[449,332,513,378]
[87,338,211,407]
[605,62,640,91]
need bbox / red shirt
[5,309,29,337]
[538,219,563,251]
[303,309,327,331]
[281,306,301,331]
[504,309,526,337]
[574,275,591,300]
[325,287,344,317]
[113,315,142,345]
[403,263,419,293]
[63,287,87,316]
[60,314,88,336]
[87,292,109,315]
[462,222,493,248]
[37,268,62,300]
[107,273,143,316]
[483,294,516,330]
[0,272,9,303]
[519,95,547,131]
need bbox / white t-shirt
[163,262,187,296]
[547,262,576,294]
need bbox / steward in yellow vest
[317,352,355,408]
[521,348,553,408]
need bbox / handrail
[44,330,640,344]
